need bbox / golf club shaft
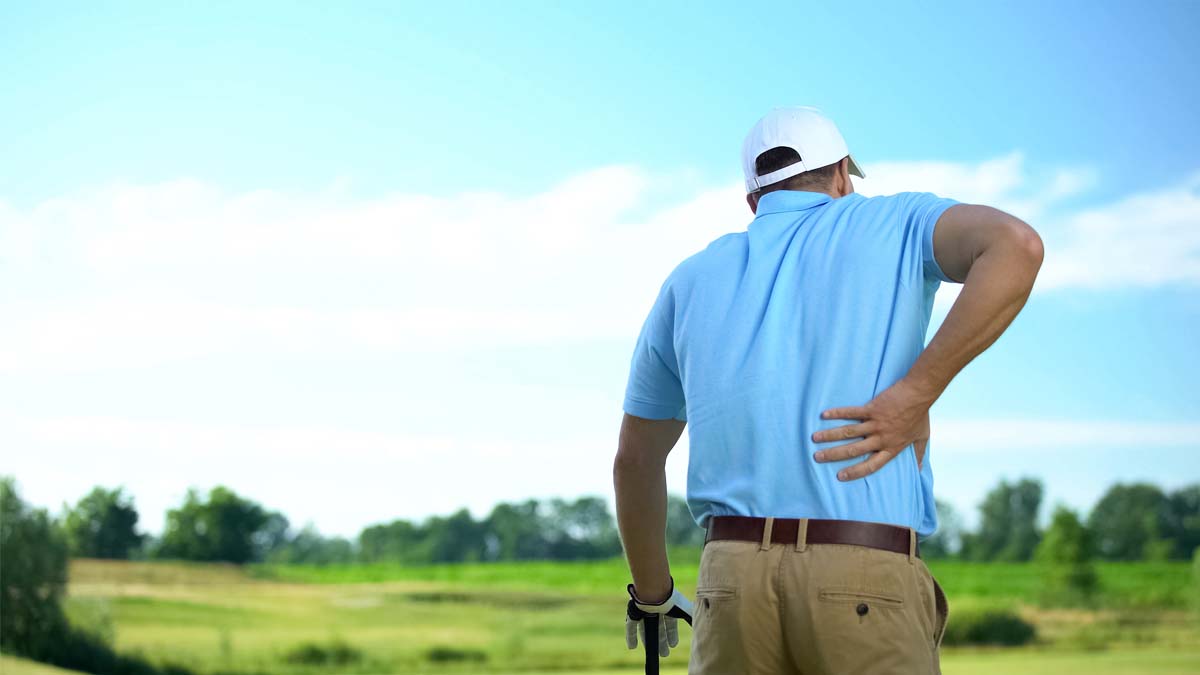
[644,614,659,675]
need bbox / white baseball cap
[742,106,865,194]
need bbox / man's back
[623,188,958,537]
[615,106,1043,675]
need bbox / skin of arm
[813,204,1045,480]
[613,412,686,604]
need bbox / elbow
[613,444,658,482]
[1004,219,1044,271]
[613,447,640,477]
[613,448,630,482]
[1020,225,1045,269]
[613,450,640,494]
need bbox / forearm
[613,453,672,603]
[906,232,1043,402]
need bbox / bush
[425,646,487,663]
[281,639,362,666]
[1,476,71,659]
[1035,506,1099,606]
[1193,546,1200,615]
[941,607,1036,647]
[1,476,201,675]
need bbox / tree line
[6,475,1197,672]
[921,478,1199,562]
[4,474,1198,567]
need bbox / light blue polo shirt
[622,189,959,538]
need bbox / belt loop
[760,517,775,551]
[795,517,809,553]
[908,528,917,564]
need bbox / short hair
[753,147,840,194]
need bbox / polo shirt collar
[754,190,833,217]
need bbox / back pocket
[695,586,737,610]
[818,587,905,610]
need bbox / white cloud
[1037,171,1200,289]
[0,168,749,372]
[858,153,1028,204]
[855,151,1097,221]
[860,159,1200,315]
[931,418,1200,451]
[0,299,633,372]
[2,157,1198,375]
[2,412,620,538]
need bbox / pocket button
[856,603,869,616]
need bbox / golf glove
[625,578,694,657]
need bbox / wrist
[901,371,943,407]
[632,576,674,605]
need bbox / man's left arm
[613,412,685,604]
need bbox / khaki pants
[690,519,949,675]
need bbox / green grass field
[5,649,1200,675]
[17,554,1197,675]
[249,546,1195,608]
[8,649,1200,675]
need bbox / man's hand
[614,413,685,627]
[625,578,694,658]
[810,205,1043,483]
[812,377,936,481]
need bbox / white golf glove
[625,578,694,658]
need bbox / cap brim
[848,155,865,179]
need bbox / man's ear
[746,192,758,214]
[839,157,854,196]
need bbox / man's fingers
[837,449,896,481]
[665,616,679,648]
[820,405,869,421]
[812,422,874,444]
[657,619,670,657]
[813,437,881,463]
[625,617,638,649]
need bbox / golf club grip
[644,614,659,675]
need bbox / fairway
[7,648,1200,675]
[12,558,1186,675]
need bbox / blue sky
[2,2,1198,538]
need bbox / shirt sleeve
[906,192,960,283]
[622,277,687,422]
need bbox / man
[613,106,1043,674]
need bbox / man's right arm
[813,204,1044,480]
[906,204,1044,401]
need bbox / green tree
[1088,483,1172,560]
[963,477,1043,561]
[359,518,425,563]
[61,486,145,559]
[253,510,292,562]
[1,476,70,659]
[1166,485,1200,560]
[0,478,198,675]
[424,508,487,563]
[546,496,621,559]
[920,499,963,559]
[267,523,355,565]
[156,486,272,564]
[665,494,705,547]
[1035,505,1099,605]
[483,499,548,561]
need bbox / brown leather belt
[705,515,919,558]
